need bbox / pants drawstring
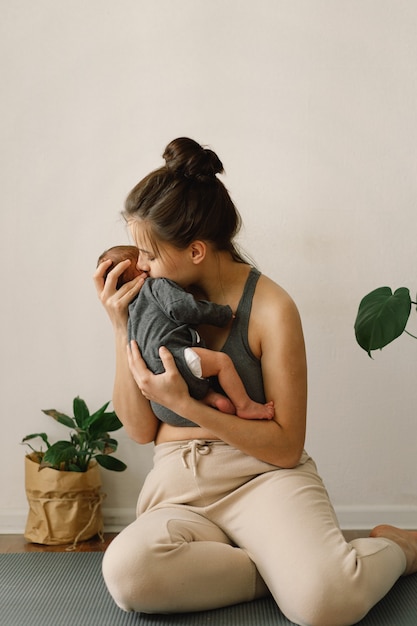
[180,440,213,476]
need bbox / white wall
[1,0,416,532]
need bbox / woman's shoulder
[246,272,303,359]
[254,272,301,323]
[255,272,296,303]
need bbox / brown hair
[97,245,139,288]
[123,138,247,263]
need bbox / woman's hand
[93,259,146,329]
[94,262,160,443]
[127,341,190,408]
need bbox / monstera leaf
[354,287,411,356]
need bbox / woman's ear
[189,241,206,265]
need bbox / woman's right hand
[127,342,190,408]
[94,260,159,443]
[93,259,146,330]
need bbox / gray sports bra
[151,267,265,427]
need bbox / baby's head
[97,245,140,289]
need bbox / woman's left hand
[127,341,189,407]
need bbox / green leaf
[42,409,75,429]
[95,454,127,472]
[21,433,50,449]
[71,431,83,446]
[87,401,110,427]
[93,438,118,454]
[84,402,110,427]
[43,441,77,467]
[73,397,90,429]
[89,412,123,437]
[39,458,54,470]
[68,463,84,472]
[354,286,411,356]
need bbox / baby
[98,246,274,420]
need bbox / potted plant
[21,396,127,548]
[354,285,416,356]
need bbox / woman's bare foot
[370,525,417,575]
[236,400,275,420]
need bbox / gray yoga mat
[1,552,416,626]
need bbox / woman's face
[129,220,193,287]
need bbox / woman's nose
[137,254,149,273]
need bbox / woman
[94,137,417,626]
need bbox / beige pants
[102,440,406,626]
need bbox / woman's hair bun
[163,137,224,181]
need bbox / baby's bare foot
[203,390,236,415]
[237,400,275,420]
[370,524,417,575]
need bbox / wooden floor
[0,533,118,553]
[0,531,367,553]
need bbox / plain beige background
[1,0,416,532]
